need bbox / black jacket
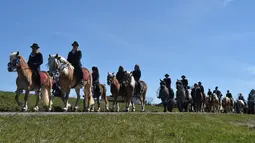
[226,93,232,98]
[163,77,171,88]
[92,72,100,84]
[67,50,82,67]
[213,90,222,98]
[181,79,188,88]
[132,69,141,81]
[28,52,43,69]
[116,71,125,83]
[199,85,205,94]
[208,90,212,96]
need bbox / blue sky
[1,0,255,103]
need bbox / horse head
[48,54,73,75]
[8,51,21,72]
[123,71,135,87]
[107,72,115,85]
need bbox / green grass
[0,91,163,112]
[0,114,255,143]
[1,91,255,143]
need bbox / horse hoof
[63,108,68,112]
[33,106,39,112]
[97,108,101,112]
[22,106,28,112]
[74,106,79,112]
[132,109,135,112]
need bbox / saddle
[31,71,48,86]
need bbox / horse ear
[55,54,58,58]
[16,51,19,56]
[49,54,51,58]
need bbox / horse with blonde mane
[91,84,109,112]
[222,97,234,113]
[48,54,94,112]
[7,52,53,111]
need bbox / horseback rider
[67,41,83,85]
[163,74,171,90]
[226,90,233,99]
[198,81,205,101]
[181,75,189,96]
[132,64,142,94]
[27,43,43,91]
[238,93,246,105]
[92,66,100,93]
[116,66,125,88]
[213,86,222,102]
[207,88,213,103]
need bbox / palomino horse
[7,52,53,111]
[92,84,109,112]
[48,54,94,112]
[211,93,221,112]
[222,97,234,113]
[158,80,175,112]
[126,72,147,112]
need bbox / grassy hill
[1,91,255,142]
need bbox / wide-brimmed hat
[72,41,79,47]
[181,75,186,78]
[30,43,40,49]
[165,74,169,77]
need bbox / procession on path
[7,41,255,114]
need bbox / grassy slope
[0,91,163,112]
[1,91,255,143]
[0,114,255,143]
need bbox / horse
[222,97,234,113]
[248,90,255,114]
[107,72,122,112]
[211,93,221,113]
[7,52,53,111]
[126,72,147,112]
[184,88,192,112]
[157,80,175,112]
[194,87,204,112]
[48,54,94,112]
[176,80,186,112]
[91,83,109,112]
[204,96,211,112]
[235,100,247,114]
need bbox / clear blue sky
[1,0,255,103]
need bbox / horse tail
[41,71,53,107]
[101,84,108,104]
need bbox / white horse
[48,54,94,112]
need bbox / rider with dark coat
[181,75,188,88]
[163,74,171,89]
[198,81,205,101]
[207,89,212,96]
[28,43,43,89]
[92,66,100,92]
[132,64,142,94]
[116,66,125,85]
[238,93,246,105]
[213,86,222,101]
[226,90,233,99]
[191,83,198,102]
[67,41,83,85]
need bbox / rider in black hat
[132,64,142,94]
[92,66,100,93]
[163,74,171,90]
[28,43,43,90]
[67,41,83,85]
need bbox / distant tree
[146,97,154,105]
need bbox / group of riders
[162,74,247,106]
[25,41,144,97]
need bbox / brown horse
[107,72,135,112]
[222,97,234,113]
[107,72,122,112]
[92,84,109,112]
[7,52,53,111]
[48,54,94,112]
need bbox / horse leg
[102,90,109,112]
[22,89,30,111]
[97,96,101,112]
[131,100,135,112]
[63,89,71,112]
[140,97,145,112]
[74,88,81,112]
[33,90,40,112]
[15,88,23,107]
[48,88,53,111]
[163,103,167,112]
[125,91,133,112]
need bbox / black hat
[72,41,79,47]
[198,81,202,84]
[181,75,186,78]
[30,43,40,49]
[165,74,169,77]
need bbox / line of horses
[157,80,255,114]
[7,52,147,112]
